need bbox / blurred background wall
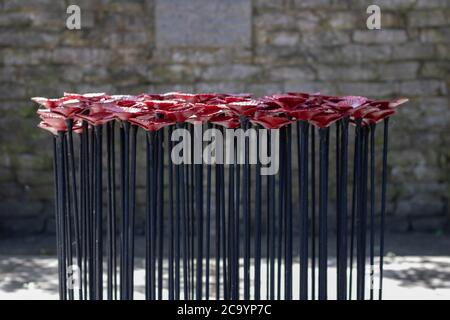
[0,0,449,236]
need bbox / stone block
[270,31,300,46]
[316,65,377,81]
[327,11,358,30]
[408,10,450,27]
[268,66,316,81]
[398,80,447,96]
[377,62,420,80]
[416,0,450,9]
[421,62,450,78]
[284,82,333,94]
[293,0,346,9]
[244,83,284,96]
[155,0,251,48]
[353,29,408,44]
[301,31,351,47]
[201,64,261,81]
[254,0,288,10]
[195,82,244,94]
[420,28,450,43]
[391,42,436,60]
[336,82,398,97]
[436,44,450,59]
[0,31,60,47]
[347,0,415,10]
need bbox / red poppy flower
[338,96,368,108]
[209,113,241,129]
[227,100,259,117]
[38,121,60,135]
[364,109,396,123]
[38,109,68,131]
[32,97,63,109]
[156,102,198,123]
[349,105,380,119]
[75,111,115,126]
[389,97,408,108]
[34,91,407,132]
[186,103,223,124]
[223,94,252,104]
[269,94,307,109]
[162,92,201,103]
[128,113,175,131]
[309,109,344,128]
[251,105,293,129]
[104,105,145,121]
[137,93,163,101]
[285,92,313,99]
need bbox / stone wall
[0,0,449,235]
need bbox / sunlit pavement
[1,255,449,300]
[1,233,449,300]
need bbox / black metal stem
[220,136,227,299]
[214,126,222,300]
[299,121,309,300]
[234,143,240,300]
[349,122,360,300]
[88,128,95,298]
[337,118,349,300]
[129,125,138,299]
[66,119,82,300]
[356,123,368,300]
[318,127,329,300]
[254,127,262,300]
[106,122,114,300]
[181,128,189,299]
[94,125,103,300]
[284,125,293,300]
[79,125,87,300]
[62,132,74,300]
[228,142,236,299]
[242,119,251,300]
[55,133,65,300]
[369,123,376,300]
[168,126,175,300]
[277,128,285,300]
[157,129,165,300]
[269,131,276,300]
[310,125,316,300]
[121,122,130,299]
[174,125,181,300]
[195,124,204,300]
[205,124,212,300]
[379,118,389,300]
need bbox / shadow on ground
[385,257,450,290]
[0,232,449,299]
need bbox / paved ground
[0,232,449,300]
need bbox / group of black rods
[51,116,390,300]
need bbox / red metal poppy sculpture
[33,91,407,133]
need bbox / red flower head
[227,100,259,117]
[309,109,344,128]
[34,92,407,132]
[186,103,223,124]
[250,102,293,129]
[156,101,199,123]
[209,110,241,129]
[37,109,68,132]
[128,112,176,131]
